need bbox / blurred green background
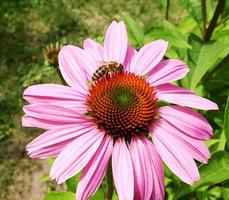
[0,0,229,200]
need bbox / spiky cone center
[43,43,62,66]
[86,72,157,137]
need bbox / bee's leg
[105,71,109,80]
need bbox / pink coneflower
[23,21,218,200]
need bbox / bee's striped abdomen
[92,65,109,81]
[92,62,124,82]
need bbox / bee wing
[94,61,110,67]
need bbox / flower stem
[165,0,170,20]
[105,161,114,200]
[201,0,207,34]
[203,0,225,42]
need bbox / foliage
[0,0,229,199]
[44,192,75,200]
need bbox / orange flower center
[86,72,157,137]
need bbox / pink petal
[155,84,218,110]
[151,120,200,185]
[59,45,92,92]
[130,136,153,200]
[146,140,164,200]
[22,104,87,129]
[23,84,86,104]
[27,123,95,159]
[83,38,104,62]
[124,45,137,71]
[158,106,213,140]
[112,137,134,200]
[76,135,113,200]
[22,116,56,130]
[156,119,210,163]
[147,59,190,86]
[104,21,128,63]
[83,39,104,79]
[50,128,104,184]
[27,142,67,159]
[129,40,168,75]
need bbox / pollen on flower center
[86,72,157,136]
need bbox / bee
[92,61,123,81]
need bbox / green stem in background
[201,0,207,34]
[203,0,225,42]
[165,0,170,20]
[105,162,114,200]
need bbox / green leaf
[163,21,191,48]
[181,33,202,88]
[225,94,229,149]
[222,187,229,200]
[154,0,167,7]
[165,47,179,59]
[173,151,229,199]
[222,0,229,19]
[123,13,144,47]
[203,57,229,98]
[213,29,229,40]
[205,139,219,148]
[66,173,81,193]
[179,0,202,27]
[194,151,229,188]
[89,188,104,200]
[145,22,191,49]
[190,41,229,90]
[44,192,75,200]
[217,130,226,151]
[172,183,191,200]
[213,22,229,42]
[112,191,119,200]
[41,173,50,182]
[178,16,197,35]
[206,0,214,21]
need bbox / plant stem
[165,0,170,20]
[201,0,207,34]
[105,162,114,200]
[203,0,225,42]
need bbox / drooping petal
[23,84,86,104]
[130,136,153,200]
[27,142,68,159]
[76,135,113,200]
[26,123,95,159]
[59,45,92,92]
[155,84,218,110]
[124,45,137,71]
[50,128,104,184]
[22,116,55,130]
[158,106,213,140]
[22,104,87,129]
[104,21,128,63]
[146,140,164,200]
[129,40,168,75]
[147,59,189,86]
[112,137,134,200]
[155,119,210,163]
[151,120,200,185]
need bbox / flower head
[43,42,63,66]
[23,21,218,200]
